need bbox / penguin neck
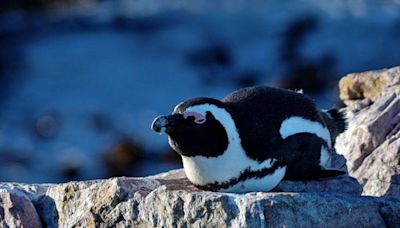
[181,103,276,186]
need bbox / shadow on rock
[34,195,59,228]
[384,174,400,198]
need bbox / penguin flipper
[276,132,346,180]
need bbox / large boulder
[1,67,400,227]
[336,66,400,198]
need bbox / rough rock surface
[337,66,400,198]
[0,170,398,227]
[1,67,400,227]
[0,188,43,227]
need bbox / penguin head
[151,97,229,157]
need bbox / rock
[0,188,42,227]
[1,67,400,227]
[339,67,400,103]
[274,175,362,195]
[0,169,399,227]
[158,169,362,195]
[337,66,400,198]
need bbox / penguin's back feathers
[221,86,327,161]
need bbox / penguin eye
[183,111,206,124]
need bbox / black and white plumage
[151,86,346,193]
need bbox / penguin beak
[151,114,182,134]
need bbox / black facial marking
[167,111,229,157]
[195,160,286,191]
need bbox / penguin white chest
[179,103,287,193]
[181,154,287,193]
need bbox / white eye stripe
[174,102,184,113]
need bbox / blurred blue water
[0,0,400,183]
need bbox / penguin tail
[326,108,347,134]
[320,108,347,141]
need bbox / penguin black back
[222,86,326,162]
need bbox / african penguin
[151,86,346,193]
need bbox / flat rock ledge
[1,67,400,227]
[0,170,398,227]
